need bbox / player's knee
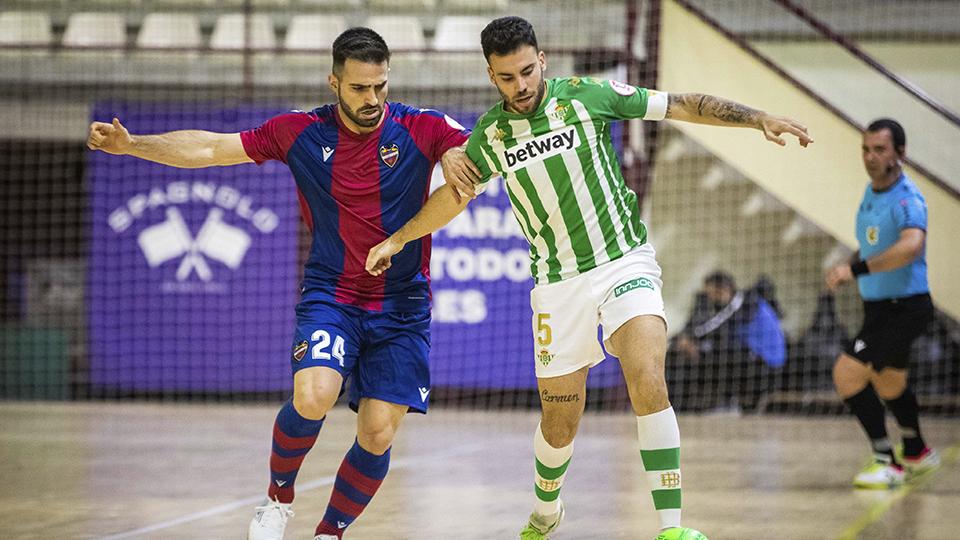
[357,422,396,455]
[631,387,670,417]
[292,388,336,420]
[635,368,667,391]
[874,380,906,401]
[630,366,668,402]
[832,357,864,397]
[540,411,581,447]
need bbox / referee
[826,118,939,489]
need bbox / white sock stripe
[636,407,681,450]
[660,509,682,529]
[644,469,682,491]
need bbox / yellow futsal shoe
[853,459,905,489]
[519,500,564,539]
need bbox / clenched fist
[87,118,133,155]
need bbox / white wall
[754,40,960,189]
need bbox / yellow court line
[837,444,960,540]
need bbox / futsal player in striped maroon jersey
[87,27,479,540]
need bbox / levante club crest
[379,143,400,168]
[293,340,308,362]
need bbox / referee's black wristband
[850,259,870,277]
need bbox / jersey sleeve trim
[644,90,668,121]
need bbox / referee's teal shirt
[855,173,929,301]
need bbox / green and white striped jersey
[466,76,668,284]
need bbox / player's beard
[338,90,384,128]
[502,73,546,115]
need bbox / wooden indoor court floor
[1,402,958,539]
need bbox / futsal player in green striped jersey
[367,16,812,539]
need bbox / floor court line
[836,443,960,540]
[100,441,493,539]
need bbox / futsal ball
[654,527,708,540]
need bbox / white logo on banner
[138,207,251,282]
[108,181,279,294]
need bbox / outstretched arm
[366,183,471,276]
[665,93,813,147]
[87,117,253,168]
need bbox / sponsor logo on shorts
[854,339,867,353]
[660,471,681,488]
[503,126,580,171]
[614,277,655,297]
[419,386,431,402]
[537,348,556,367]
[293,340,308,361]
[866,225,879,245]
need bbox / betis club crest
[379,143,400,168]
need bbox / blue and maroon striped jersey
[240,102,470,312]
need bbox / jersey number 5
[311,329,346,367]
[536,313,553,347]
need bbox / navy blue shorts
[290,299,432,413]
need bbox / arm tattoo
[667,93,762,127]
[701,96,762,126]
[665,93,693,119]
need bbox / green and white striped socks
[533,422,573,517]
[637,406,682,529]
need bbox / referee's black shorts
[844,293,934,371]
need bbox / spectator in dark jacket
[670,271,787,411]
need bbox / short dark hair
[704,271,737,292]
[480,16,538,61]
[866,118,906,153]
[332,27,390,75]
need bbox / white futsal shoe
[852,459,905,489]
[248,498,293,540]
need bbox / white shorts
[529,243,666,379]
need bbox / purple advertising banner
[88,104,624,394]
[88,103,299,392]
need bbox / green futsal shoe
[519,500,564,539]
[655,527,709,540]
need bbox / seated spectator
[669,271,787,412]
